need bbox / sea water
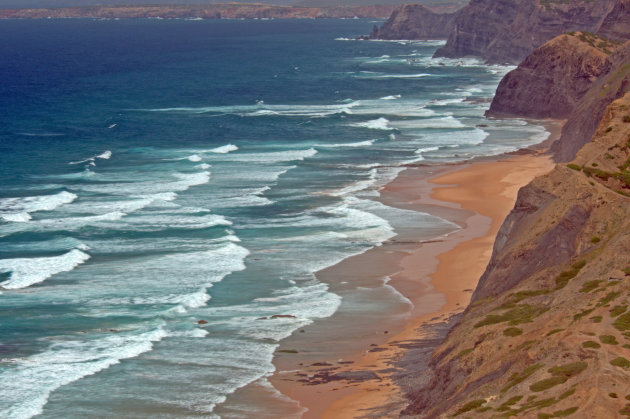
[0,18,548,418]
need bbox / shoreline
[270,122,561,417]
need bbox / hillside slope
[487,32,613,119]
[402,92,630,419]
[434,0,623,64]
[369,4,458,39]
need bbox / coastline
[270,122,561,417]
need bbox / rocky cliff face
[487,32,612,119]
[434,0,620,64]
[403,92,630,418]
[370,4,457,40]
[599,0,630,43]
[552,41,630,161]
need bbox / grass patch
[502,363,544,393]
[530,376,568,392]
[611,357,630,369]
[456,348,473,358]
[610,392,619,398]
[475,305,549,328]
[580,280,602,293]
[606,126,614,133]
[454,399,486,416]
[552,407,579,417]
[559,387,576,400]
[623,267,630,275]
[504,327,523,337]
[620,404,630,416]
[546,328,564,336]
[508,289,550,304]
[582,340,601,349]
[614,312,630,332]
[624,115,630,123]
[573,308,595,321]
[555,261,587,289]
[598,291,622,307]
[548,362,588,378]
[497,395,523,412]
[611,305,628,317]
[600,335,619,345]
[623,344,630,350]
[567,163,581,171]
[590,315,603,323]
[590,235,601,243]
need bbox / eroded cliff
[403,91,630,419]
[487,32,613,119]
[369,4,457,40]
[434,0,622,64]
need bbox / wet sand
[270,139,558,417]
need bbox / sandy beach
[270,124,560,418]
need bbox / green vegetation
[590,235,601,244]
[617,312,630,331]
[508,289,550,304]
[592,162,599,167]
[454,399,486,416]
[475,304,549,328]
[610,393,619,398]
[546,328,564,336]
[551,407,579,417]
[456,348,473,358]
[620,404,630,416]
[611,305,628,317]
[548,362,588,378]
[623,267,630,275]
[580,280,602,293]
[555,261,587,289]
[530,362,587,393]
[502,363,543,393]
[600,335,619,345]
[497,395,523,412]
[573,308,595,321]
[624,115,630,123]
[582,340,601,349]
[611,357,630,369]
[277,349,298,354]
[504,327,523,337]
[567,163,581,171]
[598,291,622,307]
[530,376,567,392]
[559,387,576,400]
[590,315,603,323]
[606,127,614,133]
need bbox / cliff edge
[434,0,623,64]
[402,90,630,419]
[370,4,457,40]
[487,32,613,119]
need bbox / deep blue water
[0,18,549,418]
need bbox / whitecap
[207,144,238,154]
[350,117,392,130]
[0,191,77,222]
[0,249,90,290]
[187,154,202,162]
[316,140,375,148]
[380,95,401,100]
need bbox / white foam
[0,191,77,222]
[224,148,317,164]
[391,116,465,130]
[316,140,375,148]
[77,171,210,195]
[351,117,392,130]
[96,151,112,160]
[187,154,202,162]
[357,73,431,79]
[0,327,167,419]
[196,163,211,169]
[69,151,112,165]
[207,144,238,154]
[415,146,440,154]
[0,249,90,289]
[380,95,401,100]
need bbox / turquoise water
[0,18,548,418]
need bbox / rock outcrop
[552,41,630,161]
[598,0,630,43]
[369,4,457,40]
[403,91,630,418]
[434,0,620,64]
[486,32,612,119]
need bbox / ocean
[0,18,549,418]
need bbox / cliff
[434,0,622,64]
[0,4,397,19]
[486,32,613,119]
[403,90,630,418]
[552,41,630,161]
[369,4,458,40]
